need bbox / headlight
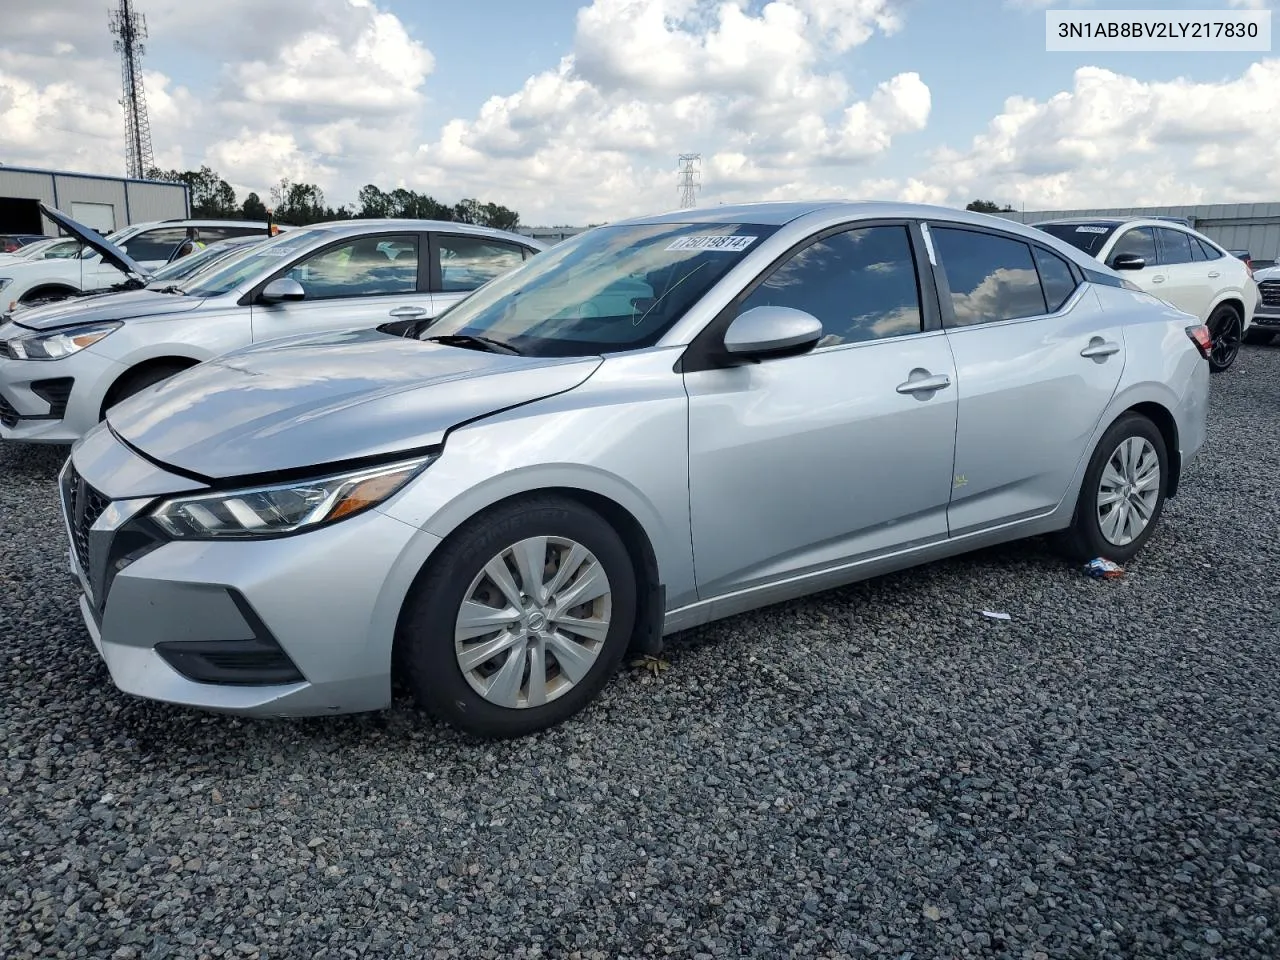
[150,456,434,539]
[9,322,122,360]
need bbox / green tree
[966,199,1016,214]
[271,178,328,225]
[147,165,239,218]
[357,184,391,218]
[479,202,519,231]
[241,192,268,221]
[452,198,483,224]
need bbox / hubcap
[453,536,612,709]
[1096,436,1161,547]
[1210,309,1241,367]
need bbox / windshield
[146,237,266,287]
[420,222,777,356]
[75,224,141,261]
[1034,222,1120,257]
[181,228,327,298]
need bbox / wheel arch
[18,283,80,303]
[100,355,203,417]
[1123,401,1181,497]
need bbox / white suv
[1035,217,1256,372]
[0,214,275,313]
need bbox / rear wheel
[1207,304,1242,372]
[1057,413,1168,564]
[100,362,191,420]
[398,495,637,739]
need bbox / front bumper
[0,338,124,443]
[63,428,442,717]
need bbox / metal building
[0,165,189,236]
[996,203,1280,260]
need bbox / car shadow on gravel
[1,440,66,479]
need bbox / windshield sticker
[259,245,304,257]
[666,235,758,252]
[1075,225,1109,234]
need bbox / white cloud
[893,60,1280,210]
[412,0,927,222]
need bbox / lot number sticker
[666,235,758,252]
[1075,226,1109,234]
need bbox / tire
[1057,413,1169,564]
[1243,328,1274,346]
[100,363,191,420]
[1207,303,1243,372]
[399,495,637,739]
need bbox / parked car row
[0,200,1217,739]
[1033,217,1258,371]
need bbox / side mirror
[723,305,824,360]
[259,277,306,303]
[1110,253,1145,271]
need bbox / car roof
[1034,216,1200,231]
[124,219,273,230]
[292,218,546,247]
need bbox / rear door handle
[896,371,952,395]
[389,306,429,319]
[1080,338,1121,359]
[1150,275,1165,283]
[1208,271,1221,278]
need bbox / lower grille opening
[0,394,17,428]
[155,637,305,686]
[31,377,74,418]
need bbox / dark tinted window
[1156,228,1194,264]
[1033,247,1077,312]
[437,236,528,292]
[285,234,419,299]
[1110,227,1157,267]
[740,225,922,346]
[933,227,1046,326]
[1197,238,1223,261]
[1035,222,1119,256]
[196,225,264,243]
[120,227,190,262]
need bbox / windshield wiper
[152,285,186,295]
[424,333,522,356]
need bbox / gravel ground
[2,346,1279,960]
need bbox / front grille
[0,394,18,428]
[1259,281,1280,308]
[31,378,73,418]
[63,463,110,577]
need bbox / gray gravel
[3,347,1279,959]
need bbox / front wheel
[399,495,637,739]
[1207,304,1243,372]
[1057,413,1168,564]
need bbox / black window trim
[678,218,942,374]
[922,220,1086,331]
[428,231,539,295]
[1154,225,1196,266]
[238,230,430,306]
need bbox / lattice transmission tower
[677,154,701,208]
[109,0,155,179]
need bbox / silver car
[60,201,1211,738]
[0,211,545,442]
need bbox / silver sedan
[60,201,1210,738]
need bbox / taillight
[1186,324,1212,360]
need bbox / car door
[926,223,1127,535]
[683,221,958,599]
[249,232,434,343]
[1154,227,1212,321]
[430,233,536,316]
[1104,226,1164,296]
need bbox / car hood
[1253,266,1280,282]
[40,202,150,280]
[106,327,602,479]
[12,289,206,330]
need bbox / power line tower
[677,154,701,209]
[109,0,155,179]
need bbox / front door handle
[896,371,952,395]
[389,306,429,319]
[1080,338,1121,359]
[1150,275,1165,283]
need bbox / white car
[1035,217,1256,372]
[0,237,82,266]
[0,214,276,313]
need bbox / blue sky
[5,0,1276,223]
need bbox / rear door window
[931,227,1047,326]
[1155,228,1194,265]
[435,235,529,292]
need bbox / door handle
[896,371,952,395]
[1208,271,1220,278]
[389,306,428,319]
[1150,275,1165,283]
[1080,338,1121,359]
